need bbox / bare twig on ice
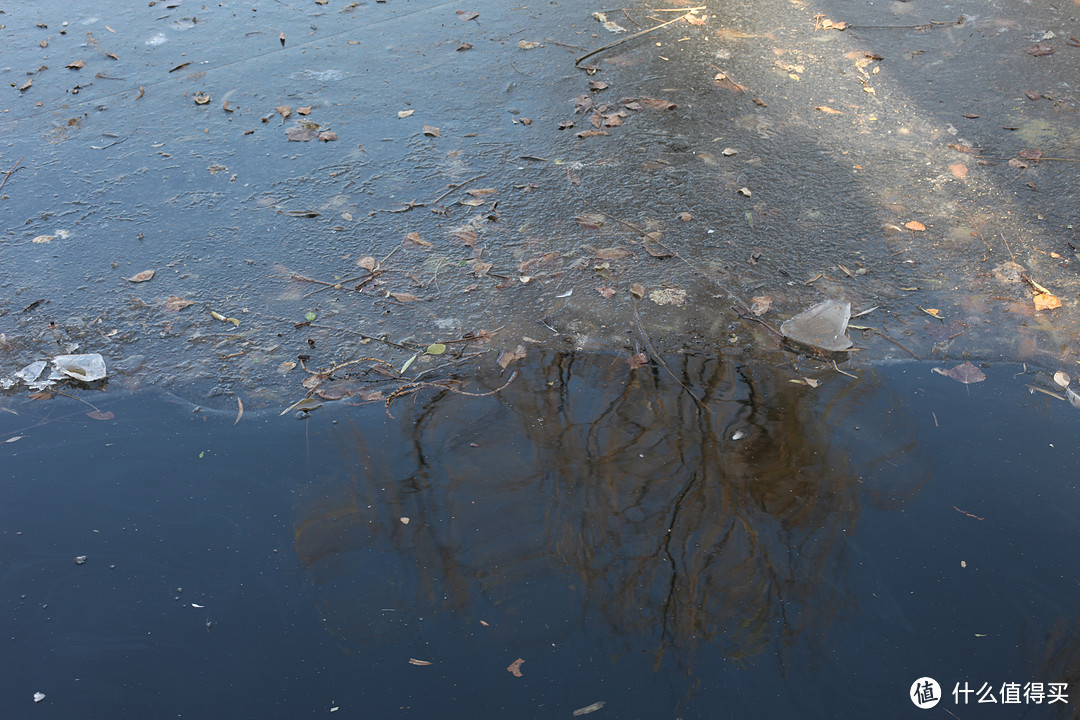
[576,7,706,67]
[0,156,24,193]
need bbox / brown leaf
[389,292,421,303]
[1024,89,1042,101]
[423,125,441,137]
[297,106,312,115]
[576,213,606,230]
[276,105,292,120]
[1027,43,1054,56]
[403,232,431,247]
[633,97,676,110]
[593,247,633,260]
[317,131,338,142]
[126,270,155,283]
[597,286,616,298]
[1033,291,1062,311]
[506,658,525,677]
[750,296,772,316]
[497,345,526,370]
[286,126,318,142]
[357,256,377,270]
[933,361,986,384]
[164,295,195,311]
[961,113,979,119]
[466,188,498,197]
[66,59,85,69]
[87,410,115,421]
[576,129,609,139]
[589,80,609,91]
[678,212,693,221]
[643,242,672,258]
[627,352,649,369]
[457,10,479,21]
[815,105,842,114]
[1017,148,1042,163]
[630,283,646,298]
[904,221,926,232]
[948,163,968,179]
[19,78,33,92]
[457,42,473,51]
[451,227,478,246]
[472,261,493,275]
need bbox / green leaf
[305,311,317,322]
[426,343,447,355]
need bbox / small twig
[633,297,710,413]
[431,173,487,205]
[870,328,920,360]
[843,18,964,30]
[52,389,105,414]
[577,10,701,66]
[831,359,858,379]
[544,39,588,52]
[0,156,24,194]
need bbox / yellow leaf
[1033,292,1061,311]
[815,105,842,114]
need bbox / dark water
[3,353,1079,718]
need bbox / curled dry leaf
[164,295,195,311]
[457,10,479,21]
[126,270,155,283]
[317,131,338,142]
[1033,291,1061,311]
[398,109,415,118]
[904,221,926,231]
[193,92,211,105]
[404,231,431,246]
[627,352,649,369]
[737,187,752,197]
[297,106,312,115]
[423,125,441,137]
[932,361,986,384]
[630,283,646,298]
[276,105,291,120]
[815,105,842,114]
[1053,371,1070,388]
[506,658,525,677]
[497,344,526,370]
[749,296,772,316]
[357,256,377,270]
[66,59,85,69]
[597,286,616,298]
[389,292,421,303]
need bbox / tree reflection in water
[293,351,923,672]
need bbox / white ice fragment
[780,300,853,352]
[52,354,107,382]
[33,692,45,703]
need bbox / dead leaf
[643,242,673,258]
[592,247,632,260]
[234,397,244,425]
[815,105,842,114]
[357,256,377,270]
[472,261,493,275]
[466,188,498,197]
[66,59,85,69]
[678,212,693,221]
[518,40,541,49]
[1017,148,1042,164]
[87,410,115,421]
[126,270,155,283]
[1027,43,1054,56]
[904,221,926,232]
[1033,292,1062,311]
[589,80,609,91]
[1024,89,1042,101]
[948,163,968,179]
[497,345,526,370]
[164,296,195,311]
[135,85,144,99]
[297,106,312,115]
[451,227,478,246]
[19,78,33,92]
[457,42,473,51]
[737,187,751,197]
[460,198,485,207]
[633,97,676,110]
[597,286,616,298]
[398,109,415,118]
[276,105,291,120]
[457,10,479,21]
[389,292,421,303]
[576,129,609,139]
[193,92,211,105]
[921,307,942,319]
[423,125,441,137]
[627,352,648,369]
[279,31,286,46]
[933,361,986,384]
[1053,371,1070,388]
[506,658,525,677]
[408,658,433,666]
[576,213,606,229]
[750,296,772,315]
[403,232,431,247]
[630,283,645,298]
[286,126,318,142]
[317,131,338,142]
